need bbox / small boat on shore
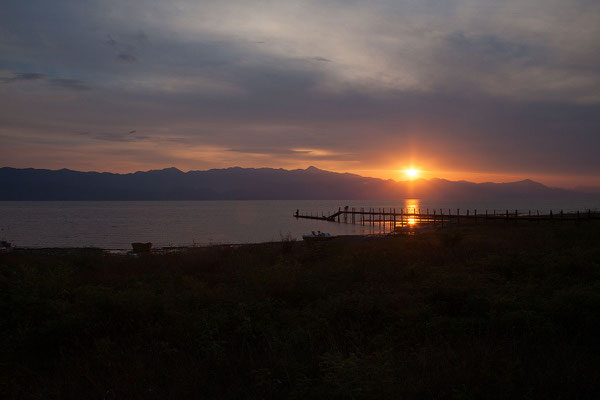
[302,231,335,241]
[131,242,152,253]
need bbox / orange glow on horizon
[346,166,579,188]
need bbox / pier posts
[293,205,598,230]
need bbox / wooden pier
[293,207,600,231]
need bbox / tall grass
[1,222,599,399]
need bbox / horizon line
[1,164,580,189]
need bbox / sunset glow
[405,169,419,180]
[1,0,599,189]
[2,2,600,398]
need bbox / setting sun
[405,168,419,179]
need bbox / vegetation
[1,221,599,399]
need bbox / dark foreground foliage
[1,222,600,399]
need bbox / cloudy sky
[1,0,599,187]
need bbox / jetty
[294,207,600,231]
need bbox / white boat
[302,231,335,241]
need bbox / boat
[302,231,335,241]
[131,242,152,253]
[393,223,431,235]
[0,240,14,253]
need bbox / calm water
[1,199,599,248]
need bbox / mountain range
[0,166,592,201]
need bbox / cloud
[48,78,90,90]
[117,53,138,63]
[0,72,46,83]
[103,31,146,63]
[442,31,541,68]
[0,0,599,186]
[105,35,117,47]
[226,147,357,161]
[74,130,150,142]
[131,31,148,45]
[228,148,312,155]
[0,72,90,90]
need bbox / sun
[405,168,419,179]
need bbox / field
[1,221,599,399]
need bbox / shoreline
[3,233,388,255]
[4,216,598,254]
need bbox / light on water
[406,198,420,214]
[1,198,598,248]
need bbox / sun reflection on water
[404,199,420,226]
[389,199,422,229]
[405,199,420,215]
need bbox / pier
[294,207,600,231]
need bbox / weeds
[1,222,599,399]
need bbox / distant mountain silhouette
[0,166,589,201]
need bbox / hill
[0,166,586,201]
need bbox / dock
[294,207,600,231]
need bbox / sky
[1,0,599,188]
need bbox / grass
[1,221,599,399]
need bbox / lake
[1,199,599,248]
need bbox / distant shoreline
[3,166,596,201]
